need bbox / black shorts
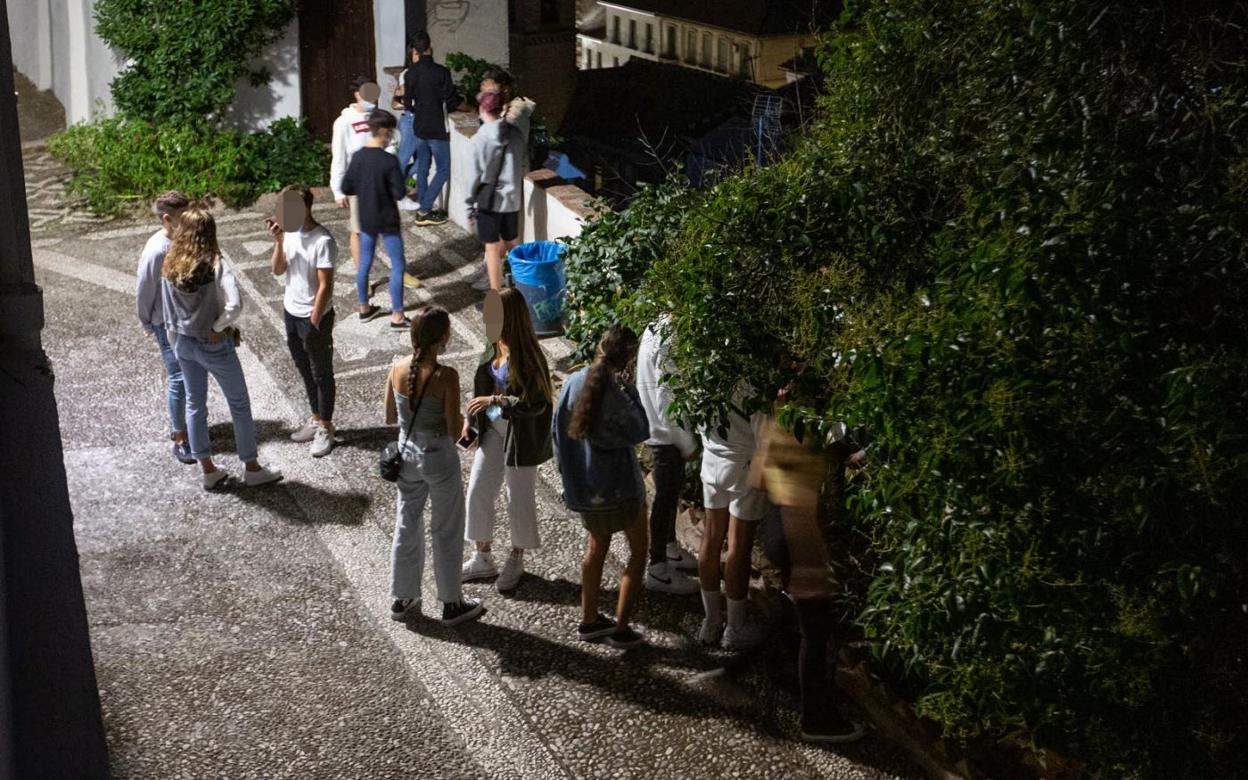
[475,210,519,244]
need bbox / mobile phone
[456,428,478,450]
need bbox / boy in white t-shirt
[698,384,768,651]
[267,185,339,457]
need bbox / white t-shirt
[278,225,337,319]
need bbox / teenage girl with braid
[552,325,650,650]
[384,306,484,627]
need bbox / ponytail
[568,325,638,440]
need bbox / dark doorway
[299,0,377,142]
[405,0,427,45]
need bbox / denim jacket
[552,367,649,513]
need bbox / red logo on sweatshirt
[351,120,369,134]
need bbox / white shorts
[700,451,767,522]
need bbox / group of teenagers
[328,31,536,333]
[131,37,867,746]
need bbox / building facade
[576,0,826,88]
[6,0,573,139]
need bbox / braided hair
[407,306,451,401]
[567,325,639,441]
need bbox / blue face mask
[361,101,376,113]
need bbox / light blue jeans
[414,137,451,212]
[172,334,259,463]
[151,326,187,436]
[357,231,406,313]
[397,112,417,180]
[391,431,466,604]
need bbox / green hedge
[49,117,329,216]
[566,1,1248,775]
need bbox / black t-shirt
[402,58,461,141]
[340,147,405,234]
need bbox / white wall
[8,0,53,90]
[522,173,591,243]
[226,18,301,133]
[427,0,509,68]
[375,0,406,115]
[447,112,480,232]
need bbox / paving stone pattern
[33,190,920,778]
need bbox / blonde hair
[163,208,220,286]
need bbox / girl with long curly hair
[552,325,650,650]
[161,208,281,489]
[460,288,555,593]
[383,306,484,626]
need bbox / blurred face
[483,290,503,343]
[277,191,308,232]
[480,78,499,94]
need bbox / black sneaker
[606,625,646,650]
[390,598,420,622]
[800,710,866,744]
[172,440,196,465]
[390,316,412,331]
[441,599,485,626]
[358,304,384,322]
[414,210,448,227]
[577,614,617,641]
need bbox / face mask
[361,101,376,113]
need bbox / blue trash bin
[507,241,567,337]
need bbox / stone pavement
[31,189,920,778]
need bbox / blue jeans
[397,112,417,181]
[151,326,187,436]
[414,137,451,212]
[357,232,406,313]
[391,431,466,604]
[173,334,258,463]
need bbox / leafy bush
[445,52,506,108]
[240,117,331,194]
[49,117,328,216]
[560,175,699,362]
[568,1,1248,775]
[94,0,296,125]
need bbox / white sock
[727,596,750,628]
[701,590,723,623]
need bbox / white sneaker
[398,197,421,212]
[202,469,229,491]
[243,465,283,487]
[698,617,724,646]
[722,618,764,651]
[645,561,700,595]
[311,426,335,458]
[461,551,498,582]
[496,550,524,592]
[665,542,698,572]
[290,419,319,443]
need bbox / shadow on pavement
[226,479,372,527]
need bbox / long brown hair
[498,287,554,404]
[568,325,639,440]
[407,306,451,399]
[163,208,219,288]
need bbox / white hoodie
[636,317,698,458]
[330,105,400,199]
